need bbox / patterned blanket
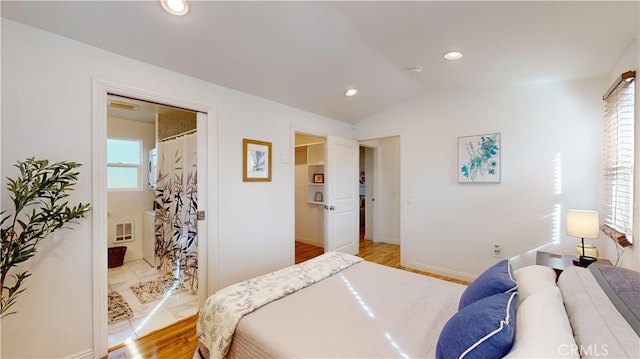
[196,251,364,359]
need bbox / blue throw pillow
[436,292,518,359]
[458,259,517,310]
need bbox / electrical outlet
[493,244,501,257]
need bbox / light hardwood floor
[106,240,468,358]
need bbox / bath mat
[108,290,134,324]
[130,275,185,304]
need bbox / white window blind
[602,71,635,245]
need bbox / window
[601,71,635,246]
[107,138,142,190]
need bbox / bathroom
[106,95,199,348]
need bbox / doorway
[105,95,199,348]
[93,80,215,358]
[359,146,373,242]
[294,133,326,261]
[358,135,401,250]
[293,131,361,260]
[291,131,401,262]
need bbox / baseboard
[377,236,400,245]
[295,237,323,247]
[404,260,477,283]
[66,349,93,359]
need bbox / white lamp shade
[566,210,600,239]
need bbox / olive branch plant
[1,158,91,318]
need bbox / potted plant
[1,158,91,318]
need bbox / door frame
[355,130,406,264]
[92,78,218,357]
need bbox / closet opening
[294,133,326,263]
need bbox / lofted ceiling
[2,1,638,124]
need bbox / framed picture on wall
[458,133,501,183]
[243,138,272,182]
[315,191,323,202]
[313,173,324,183]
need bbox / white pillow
[504,286,579,358]
[513,264,556,305]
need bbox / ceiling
[2,1,638,124]
[107,94,194,123]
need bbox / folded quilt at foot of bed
[196,251,363,359]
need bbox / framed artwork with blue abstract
[458,133,501,183]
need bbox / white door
[324,135,359,255]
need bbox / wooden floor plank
[294,241,324,264]
[107,240,468,358]
[107,315,198,358]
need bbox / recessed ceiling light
[409,65,424,73]
[345,88,359,97]
[444,51,463,60]
[161,0,189,16]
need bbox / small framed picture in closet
[243,138,272,182]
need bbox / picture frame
[243,138,272,182]
[458,133,501,183]
[314,191,323,202]
[313,173,324,183]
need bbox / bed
[195,252,640,359]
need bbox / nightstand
[535,251,612,280]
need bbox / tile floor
[107,259,199,349]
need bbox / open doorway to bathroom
[106,95,199,348]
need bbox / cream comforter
[196,252,364,359]
[196,252,467,359]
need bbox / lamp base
[573,256,598,268]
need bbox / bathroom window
[107,138,142,190]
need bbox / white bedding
[197,257,466,358]
[558,266,640,359]
[197,252,363,359]
[196,255,640,359]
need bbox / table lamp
[566,210,600,267]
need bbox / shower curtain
[154,132,198,291]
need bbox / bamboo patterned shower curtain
[154,133,198,291]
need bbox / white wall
[355,78,607,279]
[1,20,351,358]
[107,117,156,263]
